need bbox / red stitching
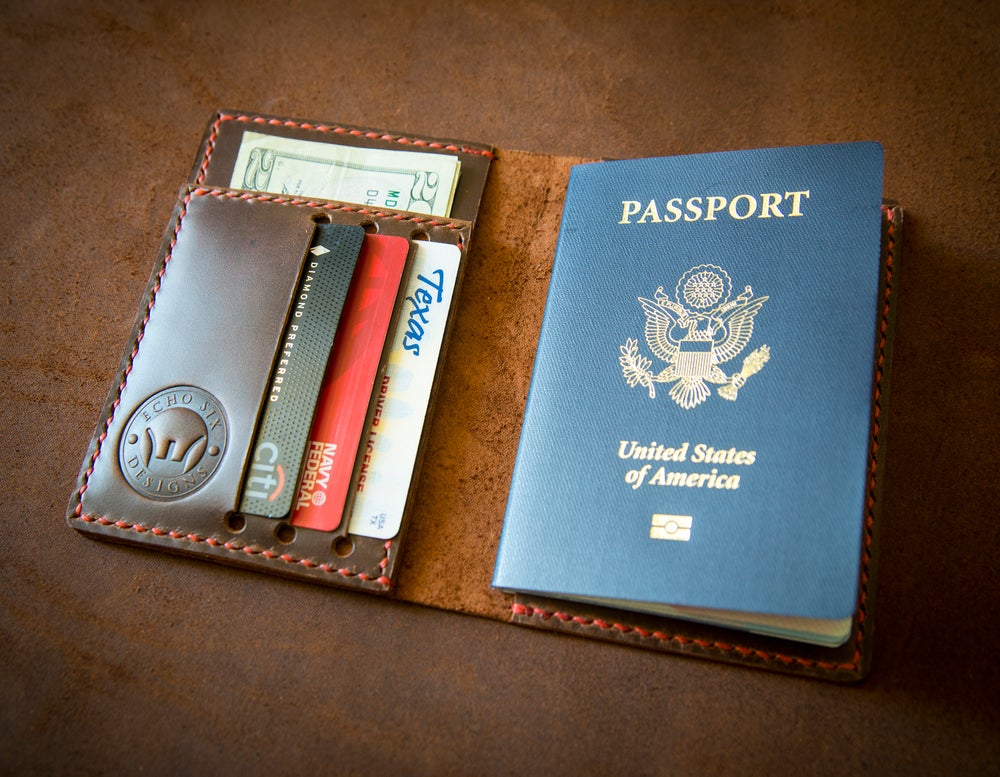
[73,191,193,517]
[195,115,224,185]
[512,603,857,670]
[194,111,494,184]
[188,187,466,237]
[76,512,392,588]
[71,186,411,587]
[510,206,899,674]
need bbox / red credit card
[290,234,410,531]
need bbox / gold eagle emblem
[619,264,771,409]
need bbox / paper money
[230,131,461,217]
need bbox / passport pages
[493,143,886,647]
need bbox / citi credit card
[238,223,364,518]
[289,234,410,530]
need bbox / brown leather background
[1,1,997,774]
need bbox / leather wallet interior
[68,109,899,682]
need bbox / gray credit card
[238,222,365,518]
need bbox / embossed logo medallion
[119,386,227,500]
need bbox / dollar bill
[230,131,461,217]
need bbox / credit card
[238,222,365,518]
[289,234,410,531]
[347,241,461,539]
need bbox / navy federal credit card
[238,222,365,518]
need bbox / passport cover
[494,143,886,648]
[68,111,898,681]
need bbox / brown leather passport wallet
[68,110,900,681]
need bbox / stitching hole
[333,537,354,558]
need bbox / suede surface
[1,1,997,774]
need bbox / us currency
[230,131,461,217]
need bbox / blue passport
[493,142,885,647]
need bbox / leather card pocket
[68,185,472,592]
